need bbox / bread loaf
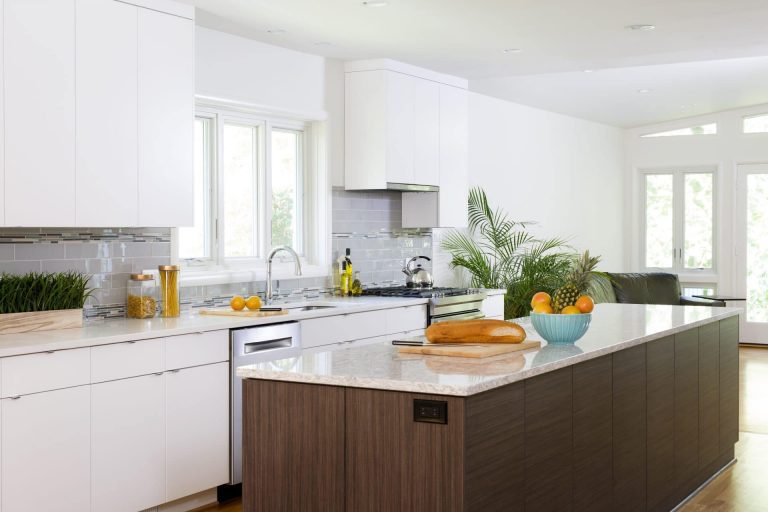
[425,319,527,344]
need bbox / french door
[735,163,768,343]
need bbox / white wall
[624,103,768,295]
[461,92,625,271]
[195,27,325,115]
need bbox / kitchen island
[237,304,740,512]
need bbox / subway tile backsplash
[0,189,437,319]
[331,188,432,286]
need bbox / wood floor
[200,346,768,512]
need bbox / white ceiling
[179,0,768,127]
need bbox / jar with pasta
[126,274,157,319]
[158,265,180,318]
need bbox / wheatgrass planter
[0,308,83,335]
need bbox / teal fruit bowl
[530,312,592,344]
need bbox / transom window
[642,168,716,273]
[178,108,310,268]
[743,113,768,134]
[641,123,717,138]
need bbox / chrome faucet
[265,246,302,304]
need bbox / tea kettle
[402,256,434,288]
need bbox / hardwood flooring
[199,346,768,512]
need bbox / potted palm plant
[0,271,92,334]
[442,188,609,319]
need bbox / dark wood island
[237,304,740,512]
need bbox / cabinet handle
[153,372,163,376]
[170,369,181,373]
[9,396,20,400]
[44,350,55,354]
[125,341,136,344]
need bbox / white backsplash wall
[332,188,433,286]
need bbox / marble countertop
[0,295,431,358]
[237,303,741,397]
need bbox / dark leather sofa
[593,272,725,307]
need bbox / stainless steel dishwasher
[229,322,301,485]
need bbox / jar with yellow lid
[126,274,157,319]
[158,265,180,318]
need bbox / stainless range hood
[385,182,439,192]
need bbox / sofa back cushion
[607,272,681,305]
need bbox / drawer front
[482,295,505,319]
[301,310,388,349]
[91,339,163,383]
[385,305,427,333]
[2,348,90,397]
[165,330,229,370]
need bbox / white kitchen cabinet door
[4,0,76,226]
[437,84,469,228]
[92,373,166,512]
[411,78,440,187]
[0,0,4,227]
[385,71,415,185]
[76,0,138,226]
[2,386,90,512]
[137,8,194,227]
[166,362,229,501]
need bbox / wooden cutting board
[398,340,541,358]
[198,308,289,318]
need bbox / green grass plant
[0,271,93,314]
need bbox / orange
[532,303,554,314]
[230,295,246,311]
[561,306,581,315]
[245,296,262,310]
[530,291,552,308]
[575,295,594,314]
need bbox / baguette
[425,319,527,344]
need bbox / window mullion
[263,122,273,257]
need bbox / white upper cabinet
[345,60,469,227]
[1,0,193,227]
[345,66,441,190]
[5,0,76,226]
[402,85,469,228]
[137,8,194,227]
[76,0,138,227]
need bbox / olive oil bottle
[340,261,350,296]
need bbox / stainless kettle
[402,256,433,288]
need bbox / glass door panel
[683,173,714,269]
[746,173,768,323]
[644,174,675,268]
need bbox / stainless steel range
[362,287,487,324]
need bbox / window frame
[639,166,719,278]
[173,104,329,282]
[639,122,718,138]
[742,113,768,134]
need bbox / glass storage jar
[126,274,157,319]
[158,265,180,318]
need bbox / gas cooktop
[362,286,471,299]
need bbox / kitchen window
[640,123,717,138]
[176,106,327,278]
[641,167,717,276]
[743,113,768,134]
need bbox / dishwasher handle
[242,337,293,354]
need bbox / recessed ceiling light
[266,29,286,34]
[583,69,594,73]
[637,88,652,94]
[626,24,656,31]
[362,1,388,6]
[502,48,522,54]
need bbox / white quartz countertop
[236,303,741,397]
[0,296,431,358]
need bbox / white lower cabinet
[166,362,229,501]
[1,386,91,512]
[92,373,166,512]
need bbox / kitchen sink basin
[288,305,338,312]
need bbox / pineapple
[553,251,601,312]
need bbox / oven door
[429,310,485,324]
